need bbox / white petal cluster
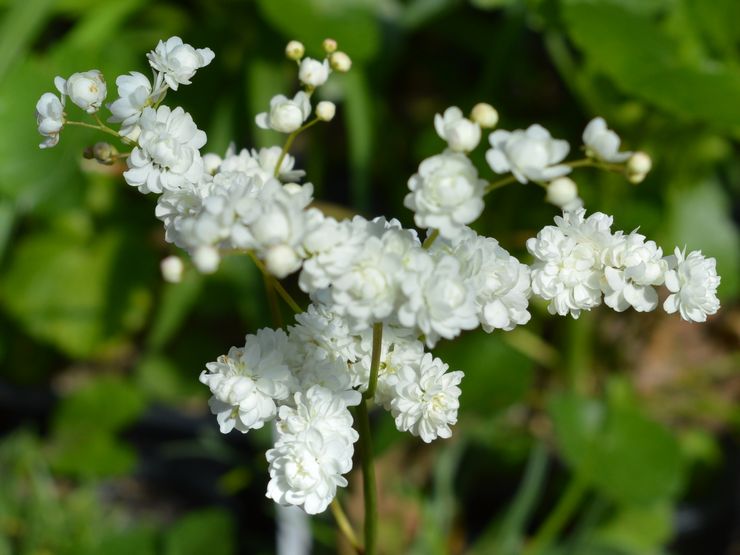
[147,36,215,91]
[256,92,311,134]
[55,70,107,114]
[199,329,296,434]
[298,58,331,88]
[434,107,481,153]
[583,117,632,163]
[35,92,64,149]
[391,353,463,443]
[124,106,207,194]
[107,72,163,138]
[445,229,531,332]
[663,248,721,322]
[486,124,571,183]
[527,209,614,318]
[404,151,486,240]
[267,386,358,514]
[601,231,666,312]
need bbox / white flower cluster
[200,303,464,513]
[527,209,721,322]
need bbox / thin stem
[356,400,377,555]
[364,323,383,400]
[262,272,283,328]
[331,499,363,554]
[523,475,588,555]
[247,251,303,314]
[422,229,439,250]
[273,118,320,178]
[484,174,518,195]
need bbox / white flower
[626,151,652,184]
[582,117,632,163]
[527,209,614,318]
[35,92,64,149]
[193,245,220,274]
[450,229,531,332]
[471,103,499,128]
[160,255,184,283]
[486,124,571,183]
[315,100,336,122]
[200,329,296,434]
[147,36,215,91]
[285,40,305,60]
[256,92,311,134]
[601,231,666,312]
[289,304,359,364]
[404,151,485,240]
[390,353,463,443]
[546,177,579,209]
[397,250,479,347]
[434,107,481,152]
[123,106,207,194]
[55,70,106,114]
[298,57,330,88]
[663,248,721,322]
[107,72,163,137]
[329,51,352,72]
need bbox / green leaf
[164,509,235,555]
[550,393,685,505]
[0,0,55,83]
[256,0,380,62]
[589,503,672,554]
[50,430,137,479]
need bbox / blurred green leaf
[164,508,235,555]
[50,430,137,479]
[146,270,203,351]
[0,0,55,82]
[255,0,380,62]
[550,393,685,505]
[588,503,672,555]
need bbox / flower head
[147,36,215,90]
[663,248,720,322]
[35,92,64,149]
[434,106,481,153]
[55,70,106,114]
[107,72,163,137]
[583,117,632,163]
[486,124,570,183]
[256,92,311,134]
[298,57,330,88]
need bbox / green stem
[262,271,283,328]
[247,251,303,314]
[331,498,363,554]
[422,229,439,250]
[364,323,383,400]
[356,399,377,555]
[273,118,320,178]
[484,174,518,195]
[65,119,121,139]
[523,475,588,555]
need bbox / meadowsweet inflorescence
[36,37,722,516]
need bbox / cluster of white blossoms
[37,37,723,517]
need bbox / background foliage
[0,0,738,553]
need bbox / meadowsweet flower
[663,248,720,322]
[434,107,481,152]
[35,92,64,149]
[471,102,498,128]
[627,151,652,184]
[390,353,463,443]
[256,92,311,134]
[107,72,163,137]
[298,57,330,88]
[486,124,570,183]
[583,117,632,163]
[55,70,106,114]
[123,106,207,194]
[147,36,215,90]
[404,151,485,240]
[546,177,580,210]
[315,101,336,121]
[285,40,305,60]
[200,329,296,434]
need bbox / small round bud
[202,153,222,175]
[329,51,352,72]
[264,244,300,278]
[160,256,184,283]
[56,70,107,114]
[322,38,338,54]
[546,177,579,208]
[471,102,499,128]
[315,101,336,122]
[193,246,220,274]
[285,40,305,61]
[627,151,652,183]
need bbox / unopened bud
[285,40,305,61]
[546,177,579,208]
[202,153,222,175]
[315,101,336,122]
[627,151,651,184]
[329,51,352,72]
[193,246,220,274]
[471,103,499,129]
[160,256,184,283]
[322,38,338,54]
[264,245,301,278]
[84,142,118,165]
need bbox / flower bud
[315,101,336,122]
[445,119,480,152]
[264,244,301,278]
[322,38,338,54]
[57,70,107,114]
[270,100,305,133]
[471,102,499,128]
[329,51,352,72]
[84,142,119,165]
[193,245,220,274]
[161,256,184,283]
[251,208,291,246]
[298,58,330,88]
[202,153,222,175]
[546,177,578,208]
[627,151,652,184]
[285,40,305,61]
